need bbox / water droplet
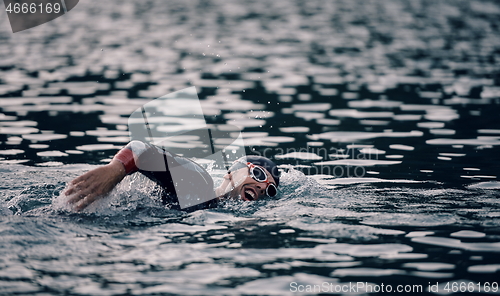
[242,90,245,92]
[202,53,205,56]
[218,40,221,43]
[208,45,210,47]
[101,49,103,51]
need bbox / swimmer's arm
[65,159,127,211]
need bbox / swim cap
[229,155,280,187]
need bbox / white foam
[468,181,500,189]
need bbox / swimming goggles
[240,161,278,197]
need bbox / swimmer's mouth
[242,188,257,201]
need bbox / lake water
[1,0,500,295]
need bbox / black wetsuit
[115,140,218,212]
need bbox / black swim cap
[229,155,280,187]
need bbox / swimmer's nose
[255,184,266,196]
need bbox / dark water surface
[1,0,500,295]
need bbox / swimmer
[64,140,280,211]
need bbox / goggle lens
[251,166,267,182]
[266,183,278,197]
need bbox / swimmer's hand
[64,160,127,211]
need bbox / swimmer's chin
[219,194,248,202]
[235,195,252,201]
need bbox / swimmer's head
[224,155,280,201]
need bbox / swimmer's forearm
[109,159,127,180]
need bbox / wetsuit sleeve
[113,144,138,174]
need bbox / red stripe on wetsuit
[113,147,138,174]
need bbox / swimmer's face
[226,165,277,201]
